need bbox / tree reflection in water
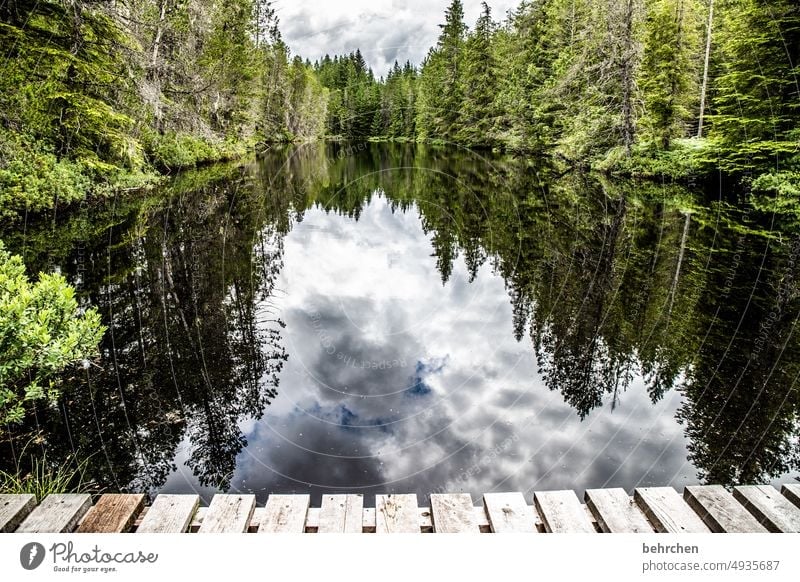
[2,143,798,497]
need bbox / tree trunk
[621,0,636,155]
[667,212,691,319]
[697,0,714,138]
[151,1,168,70]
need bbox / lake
[2,143,799,504]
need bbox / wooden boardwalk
[2,484,799,533]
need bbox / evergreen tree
[546,0,645,160]
[2,0,799,219]
[202,0,260,134]
[458,2,498,146]
[708,0,800,171]
[492,0,563,150]
[640,0,704,149]
[416,0,467,141]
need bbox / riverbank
[2,132,796,226]
[0,128,260,221]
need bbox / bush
[604,139,709,179]
[752,171,800,198]
[0,241,105,425]
[0,132,91,218]
[142,130,249,171]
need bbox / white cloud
[275,0,520,76]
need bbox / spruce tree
[416,0,467,141]
[709,0,800,171]
[458,2,497,146]
[640,0,704,149]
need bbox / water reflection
[2,143,798,503]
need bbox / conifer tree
[416,0,466,141]
[458,2,497,146]
[708,0,800,170]
[640,0,704,149]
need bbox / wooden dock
[2,484,799,533]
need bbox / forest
[1,0,800,504]
[0,0,798,222]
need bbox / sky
[273,0,520,77]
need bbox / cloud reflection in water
[226,194,693,504]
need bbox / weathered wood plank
[0,494,37,533]
[430,493,479,533]
[782,484,800,508]
[483,492,536,533]
[634,487,709,533]
[534,490,595,533]
[684,485,767,533]
[375,494,419,533]
[318,494,363,533]
[137,494,199,533]
[733,485,800,533]
[77,494,145,533]
[259,494,310,533]
[16,494,92,533]
[198,494,255,533]
[585,488,653,533]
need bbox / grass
[0,440,94,502]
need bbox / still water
[3,143,799,504]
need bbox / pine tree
[202,0,260,134]
[547,0,645,160]
[416,0,467,141]
[493,0,556,150]
[640,0,704,149]
[458,2,497,146]
[708,0,800,171]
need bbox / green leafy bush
[0,241,105,425]
[142,130,249,171]
[0,132,91,218]
[752,171,800,198]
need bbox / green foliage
[0,241,105,425]
[1,0,797,219]
[0,2,141,168]
[0,441,91,501]
[315,50,383,138]
[457,3,498,146]
[378,61,417,138]
[142,130,249,172]
[416,0,467,142]
[0,130,91,218]
[708,0,800,171]
[286,57,329,139]
[752,171,800,198]
[491,1,556,151]
[607,138,710,178]
[639,0,703,148]
[0,0,324,219]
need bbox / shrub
[0,241,105,425]
[142,130,249,172]
[0,132,91,218]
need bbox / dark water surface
[3,143,799,504]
